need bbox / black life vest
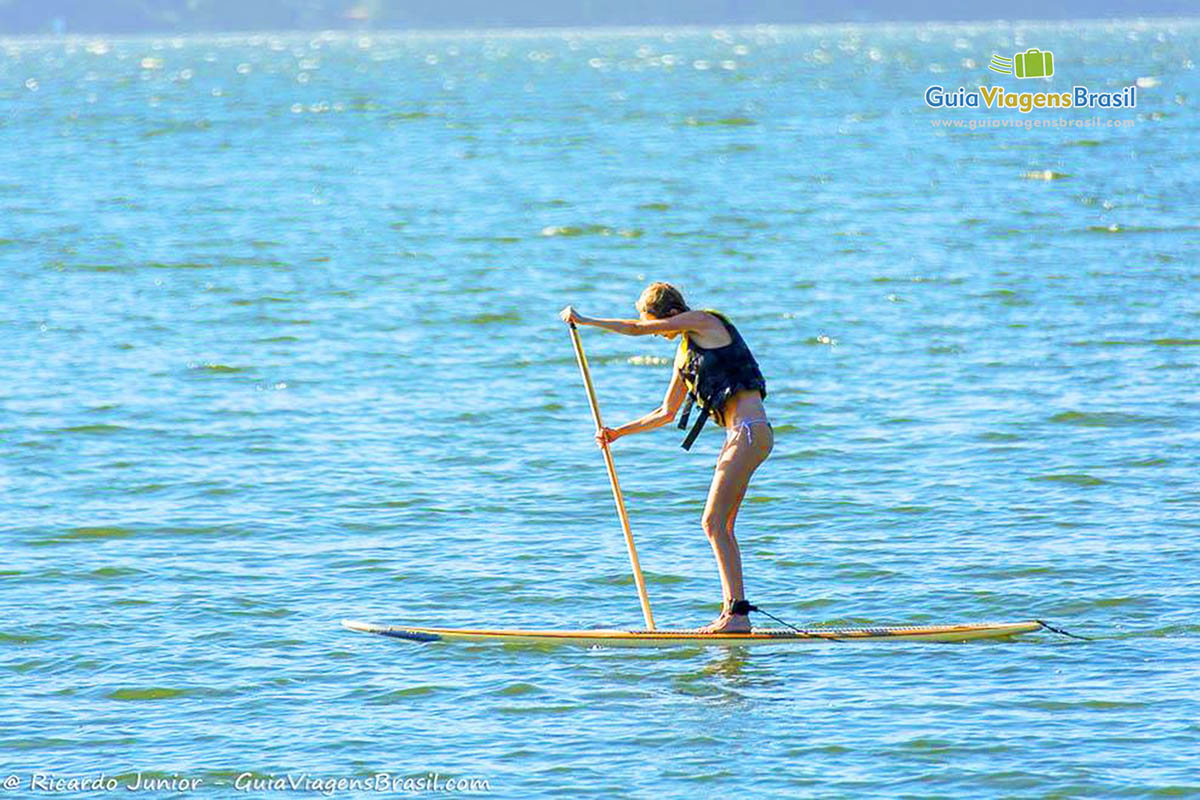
[674,310,767,450]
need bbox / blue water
[3,19,1199,798]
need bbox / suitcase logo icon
[988,49,1055,79]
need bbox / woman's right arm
[561,306,714,339]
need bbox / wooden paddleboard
[341,619,1042,647]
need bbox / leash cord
[744,608,1089,644]
[741,603,843,643]
[1035,619,1092,641]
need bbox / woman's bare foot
[697,611,751,634]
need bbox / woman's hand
[594,426,621,448]
[559,305,583,325]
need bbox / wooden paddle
[567,321,656,631]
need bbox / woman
[559,282,773,633]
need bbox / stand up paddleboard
[341,620,1043,647]
[346,323,1058,651]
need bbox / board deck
[341,619,1042,647]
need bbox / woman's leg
[698,424,773,632]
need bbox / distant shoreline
[2,15,1199,42]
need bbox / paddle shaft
[567,322,656,631]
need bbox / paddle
[566,321,656,631]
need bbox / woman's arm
[597,367,688,445]
[560,306,712,338]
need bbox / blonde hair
[635,282,689,319]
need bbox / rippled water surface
[3,19,1199,798]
